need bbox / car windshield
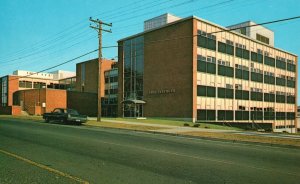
[67,109,79,115]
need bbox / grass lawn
[103,117,243,130]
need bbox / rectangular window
[218,42,226,53]
[243,49,250,60]
[197,33,216,51]
[206,62,216,74]
[256,34,270,44]
[197,85,216,97]
[207,38,216,50]
[276,112,286,120]
[276,59,286,70]
[287,63,296,72]
[251,92,263,101]
[264,56,275,67]
[287,96,295,104]
[226,45,234,55]
[287,80,295,88]
[235,90,249,100]
[276,94,285,103]
[207,86,216,97]
[197,110,216,121]
[218,88,226,98]
[257,53,263,63]
[251,72,263,83]
[264,75,275,84]
[217,110,233,120]
[235,69,242,79]
[251,111,263,120]
[197,85,206,96]
[276,77,286,86]
[235,47,243,58]
[251,52,257,62]
[218,65,234,77]
[197,59,206,73]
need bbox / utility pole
[89,17,112,122]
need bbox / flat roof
[118,15,297,57]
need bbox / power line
[8,49,98,81]
[0,0,151,60]
[111,15,300,50]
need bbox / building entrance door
[122,99,145,118]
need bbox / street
[0,118,299,184]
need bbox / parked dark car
[43,108,87,125]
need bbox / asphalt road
[0,118,299,184]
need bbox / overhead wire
[13,15,300,82]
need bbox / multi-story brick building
[118,14,297,132]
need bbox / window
[197,55,216,74]
[276,94,285,103]
[287,63,296,72]
[256,34,270,44]
[276,58,286,70]
[235,111,249,120]
[197,85,216,97]
[251,52,263,63]
[251,72,263,83]
[264,75,275,84]
[286,112,295,120]
[276,112,286,120]
[235,68,249,80]
[218,65,234,77]
[235,90,249,100]
[217,110,233,120]
[218,87,233,99]
[1,77,8,106]
[287,95,295,104]
[197,110,216,121]
[197,31,216,51]
[264,56,275,67]
[235,47,250,60]
[251,91,263,101]
[251,111,263,120]
[276,77,286,86]
[287,80,295,88]
[264,110,275,120]
[264,93,275,102]
[218,41,234,55]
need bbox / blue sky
[0,0,300,102]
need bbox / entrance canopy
[121,99,146,104]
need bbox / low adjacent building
[0,70,75,115]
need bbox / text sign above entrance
[148,89,176,95]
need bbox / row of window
[197,32,296,72]
[197,109,295,121]
[105,76,118,83]
[105,88,118,95]
[197,59,296,88]
[197,85,295,103]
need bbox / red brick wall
[143,19,194,119]
[8,76,19,106]
[45,89,67,113]
[0,106,21,115]
[67,91,97,116]
[13,89,66,115]
[75,58,115,96]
